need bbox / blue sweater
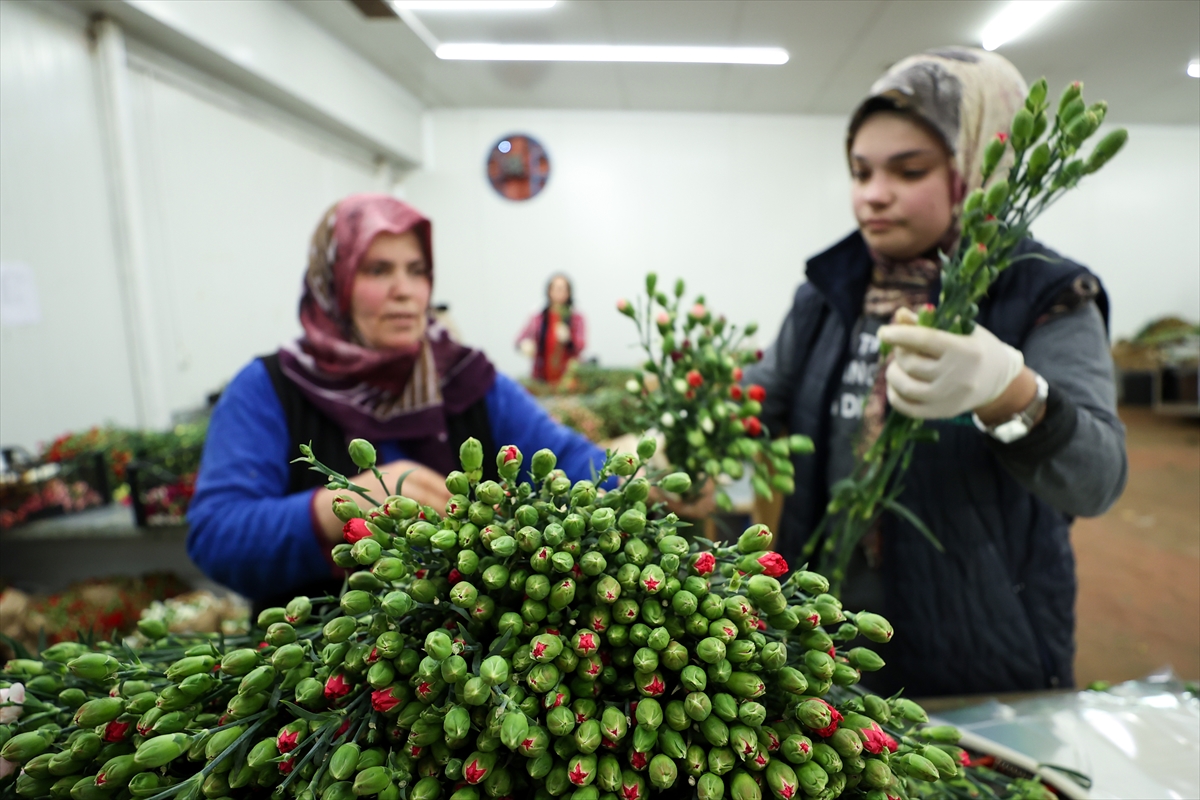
[187,360,609,599]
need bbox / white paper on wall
[0,260,42,328]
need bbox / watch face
[992,418,1030,443]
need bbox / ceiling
[290,0,1200,125]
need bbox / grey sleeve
[743,305,800,436]
[987,302,1127,517]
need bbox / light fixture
[434,43,789,65]
[981,1,1065,51]
[1189,59,1200,78]
[388,1,555,9]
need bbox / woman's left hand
[879,309,1024,419]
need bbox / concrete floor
[1072,406,1200,685]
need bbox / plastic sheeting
[935,670,1200,799]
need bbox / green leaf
[394,468,416,496]
[280,700,334,723]
[882,499,944,553]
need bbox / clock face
[486,134,550,201]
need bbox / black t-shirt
[826,315,887,614]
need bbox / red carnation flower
[729,385,744,401]
[860,721,898,755]
[277,729,300,753]
[342,518,371,544]
[743,416,763,437]
[694,552,716,575]
[757,552,788,577]
[686,369,703,388]
[372,688,402,713]
[324,673,351,701]
[747,384,766,402]
[102,720,131,742]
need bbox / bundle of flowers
[0,438,1051,800]
[0,575,188,655]
[0,479,103,531]
[618,277,812,512]
[41,423,207,509]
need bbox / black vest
[254,354,499,612]
[777,232,1108,696]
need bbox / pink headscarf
[278,194,494,468]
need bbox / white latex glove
[878,312,1024,419]
[518,339,536,358]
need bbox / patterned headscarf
[278,194,495,472]
[850,47,1029,453]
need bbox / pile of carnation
[0,438,1051,800]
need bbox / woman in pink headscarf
[187,194,608,607]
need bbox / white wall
[404,110,858,379]
[0,2,397,450]
[404,110,1200,380]
[1035,124,1200,339]
[0,1,141,449]
[128,58,389,416]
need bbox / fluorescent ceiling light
[435,43,789,64]
[981,1,1065,51]
[388,1,555,9]
[1189,59,1200,78]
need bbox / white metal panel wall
[127,61,390,413]
[0,2,140,450]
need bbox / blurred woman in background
[516,273,586,385]
[187,195,607,608]
[747,48,1126,696]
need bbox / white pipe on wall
[93,16,170,429]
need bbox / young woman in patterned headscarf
[188,194,609,607]
[746,48,1126,695]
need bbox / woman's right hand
[313,460,451,543]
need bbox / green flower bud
[737,524,772,553]
[854,612,893,643]
[530,448,557,480]
[134,733,188,769]
[1085,127,1128,174]
[697,637,726,663]
[962,187,985,214]
[480,656,509,686]
[165,654,216,682]
[920,744,959,779]
[348,438,377,469]
[781,734,813,765]
[796,761,827,795]
[600,706,626,742]
[984,178,1009,215]
[725,672,765,699]
[898,752,940,782]
[496,445,523,480]
[697,772,725,800]
[982,135,1007,178]
[73,696,125,727]
[730,770,761,800]
[95,754,143,790]
[62,652,118,684]
[660,472,691,495]
[862,758,893,789]
[700,714,730,747]
[425,631,453,661]
[1011,108,1034,146]
[766,760,799,800]
[460,437,484,472]
[891,697,929,723]
[647,754,676,790]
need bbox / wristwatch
[973,372,1049,443]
